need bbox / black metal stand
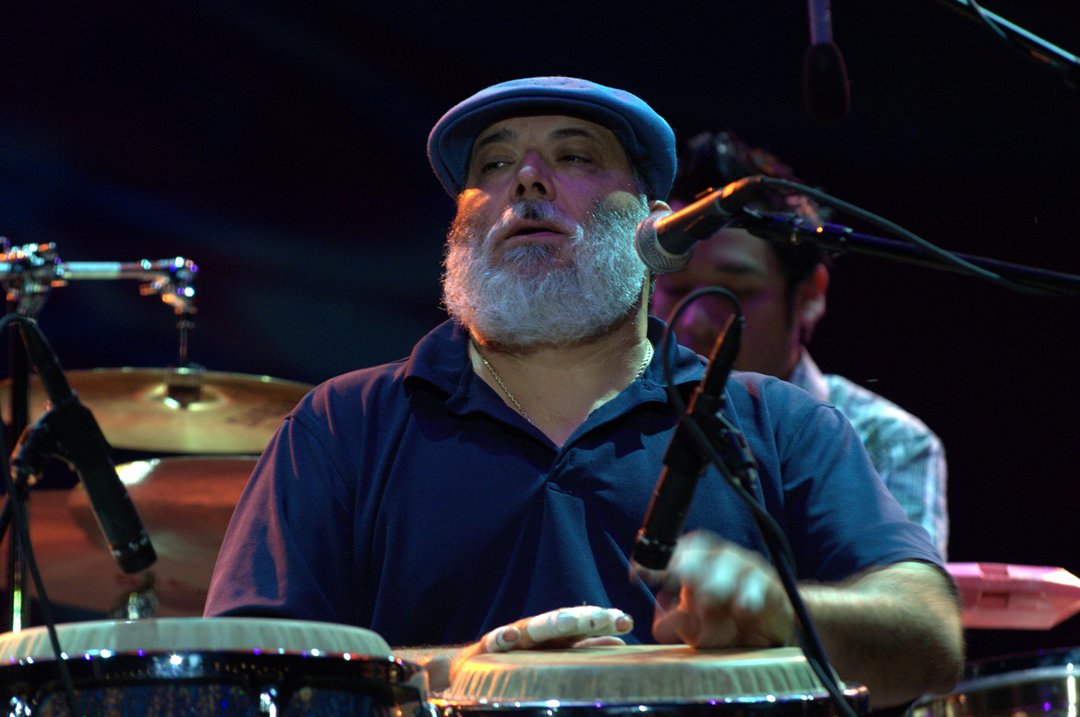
[3,300,31,633]
[933,0,1080,87]
[743,211,1080,297]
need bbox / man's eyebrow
[474,124,601,150]
[475,127,513,150]
[549,126,601,142]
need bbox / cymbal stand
[3,317,30,632]
[1,239,52,632]
[0,240,199,632]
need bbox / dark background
[1,2,1078,662]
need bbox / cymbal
[30,456,255,616]
[1,367,311,453]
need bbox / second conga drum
[0,617,431,717]
[911,646,1080,717]
[433,645,867,717]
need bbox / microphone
[15,320,156,574]
[803,0,850,123]
[635,176,766,274]
[632,314,743,571]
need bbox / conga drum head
[912,646,1080,717]
[0,617,428,717]
[434,645,867,717]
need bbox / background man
[652,131,948,557]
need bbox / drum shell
[911,647,1080,717]
[0,650,428,717]
[0,617,430,717]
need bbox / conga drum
[911,647,1080,717]
[433,645,868,717]
[0,617,429,716]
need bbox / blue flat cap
[427,76,676,200]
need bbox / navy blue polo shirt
[205,318,939,647]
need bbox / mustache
[518,199,554,222]
[450,200,575,247]
[493,200,576,239]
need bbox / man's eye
[480,160,510,173]
[560,153,591,164]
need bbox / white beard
[442,195,650,350]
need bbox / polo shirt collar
[402,318,707,417]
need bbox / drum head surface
[0,617,392,660]
[443,645,845,704]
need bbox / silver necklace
[472,340,654,425]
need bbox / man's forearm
[801,561,964,708]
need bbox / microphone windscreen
[803,42,850,123]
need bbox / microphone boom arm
[932,0,1080,87]
[743,210,1080,297]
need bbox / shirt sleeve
[860,417,948,559]
[203,410,357,623]
[823,375,949,560]
[734,376,944,582]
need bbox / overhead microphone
[803,0,851,123]
[13,319,156,574]
[635,176,767,274]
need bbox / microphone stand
[931,0,1080,87]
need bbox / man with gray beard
[206,76,962,709]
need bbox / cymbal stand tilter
[0,239,198,632]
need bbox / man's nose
[513,152,554,200]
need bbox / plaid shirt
[790,351,949,558]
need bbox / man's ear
[796,264,829,343]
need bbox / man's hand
[478,605,634,652]
[409,606,633,692]
[648,531,795,648]
[643,531,964,707]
